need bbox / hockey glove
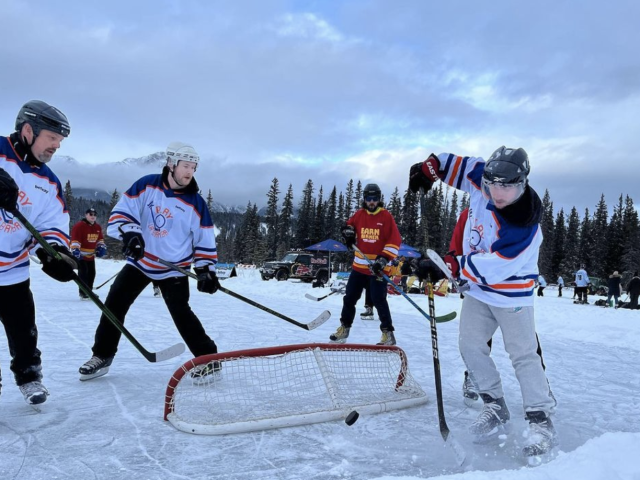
[371,255,388,275]
[341,225,356,249]
[0,168,19,210]
[122,231,145,260]
[409,154,440,193]
[416,258,445,282]
[443,251,460,279]
[72,247,82,260]
[96,244,107,258]
[194,266,220,294]
[36,244,77,282]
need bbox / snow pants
[91,265,217,358]
[78,259,96,296]
[340,270,393,331]
[0,280,42,387]
[459,295,556,415]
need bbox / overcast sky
[1,0,638,214]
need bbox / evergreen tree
[295,180,314,248]
[276,184,294,258]
[312,186,325,243]
[443,190,459,252]
[591,194,609,277]
[64,180,74,219]
[325,187,338,240]
[461,193,470,211]
[388,187,402,221]
[337,192,345,226]
[400,188,419,245]
[551,209,567,280]
[621,195,640,275]
[344,180,354,220]
[264,178,280,260]
[109,188,120,210]
[604,195,624,276]
[354,181,363,212]
[578,208,594,273]
[539,190,555,276]
[561,207,581,278]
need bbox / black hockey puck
[345,410,359,426]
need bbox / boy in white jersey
[410,146,557,461]
[0,100,77,406]
[79,142,220,381]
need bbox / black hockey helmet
[15,100,71,138]
[483,146,530,185]
[363,183,382,200]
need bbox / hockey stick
[146,253,331,331]
[426,249,469,293]
[95,272,119,290]
[351,246,457,324]
[11,209,185,363]
[305,288,344,302]
[426,279,467,466]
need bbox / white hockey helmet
[166,141,199,168]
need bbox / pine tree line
[62,179,640,282]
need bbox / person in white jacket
[0,100,76,406]
[537,275,547,297]
[409,146,557,461]
[78,142,220,381]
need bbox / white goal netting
[164,343,428,435]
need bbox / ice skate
[329,324,350,344]
[376,330,396,346]
[153,285,162,298]
[359,306,374,320]
[522,411,558,466]
[19,381,49,406]
[469,394,510,443]
[191,360,222,385]
[79,355,113,381]
[462,371,480,408]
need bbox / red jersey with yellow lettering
[347,207,401,276]
[71,219,105,261]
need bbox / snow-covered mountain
[53,153,249,213]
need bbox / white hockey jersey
[107,172,217,280]
[436,152,542,308]
[0,135,70,286]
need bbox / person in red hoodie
[329,183,402,346]
[71,208,107,299]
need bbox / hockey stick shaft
[95,272,119,290]
[305,289,343,301]
[351,246,456,324]
[146,253,331,331]
[426,249,469,293]
[12,210,185,363]
[427,280,466,465]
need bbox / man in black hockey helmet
[0,100,76,407]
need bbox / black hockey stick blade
[11,209,185,363]
[148,253,331,331]
[305,289,344,302]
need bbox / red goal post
[164,343,429,435]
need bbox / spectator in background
[627,272,640,309]
[574,264,590,304]
[71,207,107,300]
[537,275,547,297]
[606,271,622,308]
[557,275,564,297]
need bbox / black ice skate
[19,381,49,406]
[469,394,510,443]
[79,355,114,381]
[522,411,558,466]
[360,306,374,320]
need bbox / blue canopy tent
[399,243,421,259]
[305,239,348,280]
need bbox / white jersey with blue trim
[437,152,542,308]
[107,172,217,280]
[0,136,70,286]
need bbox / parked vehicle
[259,251,330,285]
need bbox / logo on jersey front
[146,201,174,238]
[0,191,33,233]
[359,227,380,243]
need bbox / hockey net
[164,343,428,435]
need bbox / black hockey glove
[0,168,19,210]
[35,244,77,282]
[194,266,220,294]
[416,258,445,282]
[371,255,388,275]
[122,231,145,260]
[341,225,356,248]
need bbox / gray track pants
[459,295,556,415]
